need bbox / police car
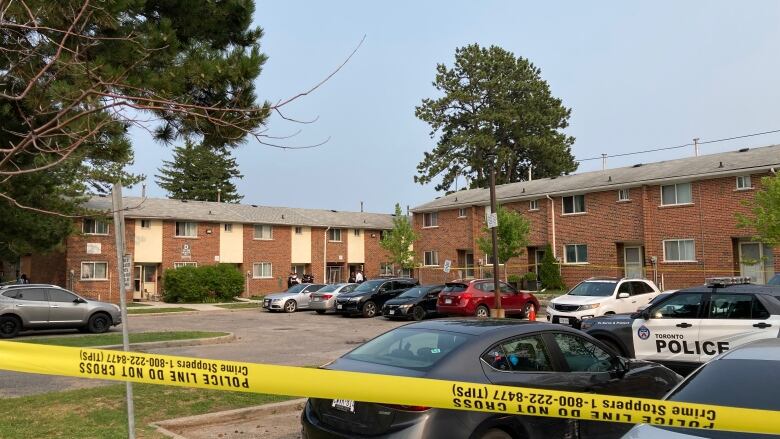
[581,277,780,372]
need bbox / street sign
[487,212,498,229]
[443,259,452,273]
[122,254,132,290]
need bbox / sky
[126,1,780,214]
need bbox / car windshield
[317,284,340,293]
[345,328,471,371]
[286,284,307,294]
[398,287,427,298]
[353,280,383,293]
[567,281,616,297]
[767,274,780,286]
[667,359,780,411]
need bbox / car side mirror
[617,292,630,299]
[610,356,630,378]
[631,309,651,320]
[73,298,86,304]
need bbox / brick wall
[243,224,292,295]
[363,229,390,279]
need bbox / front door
[740,242,766,284]
[142,264,157,299]
[534,249,546,274]
[47,288,88,323]
[133,266,143,300]
[624,246,644,279]
[327,266,342,283]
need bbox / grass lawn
[248,295,265,300]
[126,302,152,307]
[18,331,228,347]
[0,383,289,438]
[214,302,259,310]
[127,307,195,315]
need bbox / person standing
[348,271,356,283]
[355,270,364,283]
[302,272,314,283]
[18,274,29,284]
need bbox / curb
[128,308,260,317]
[97,333,235,351]
[151,398,306,438]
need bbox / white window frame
[294,226,303,235]
[529,199,539,211]
[424,250,439,266]
[173,262,198,269]
[328,228,342,242]
[660,183,693,206]
[562,195,586,214]
[223,223,233,233]
[353,229,361,237]
[253,224,273,240]
[380,262,394,277]
[736,175,752,190]
[458,208,467,218]
[663,239,697,262]
[81,261,108,280]
[563,244,588,265]
[140,220,152,229]
[175,221,197,238]
[252,262,273,279]
[83,219,109,235]
[617,189,630,202]
[423,212,438,228]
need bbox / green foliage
[163,264,244,303]
[415,44,577,193]
[507,274,521,283]
[737,174,780,245]
[380,204,419,271]
[523,272,537,281]
[539,244,566,290]
[156,140,244,202]
[477,206,530,264]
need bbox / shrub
[523,272,537,281]
[507,274,521,283]
[163,264,244,303]
[539,244,566,291]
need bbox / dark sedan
[301,319,682,439]
[382,284,445,321]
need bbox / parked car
[582,277,780,373]
[262,283,326,313]
[381,284,445,321]
[546,277,661,328]
[436,279,539,318]
[309,283,358,314]
[301,319,681,439]
[0,284,122,338]
[622,338,780,439]
[636,291,675,312]
[335,278,418,318]
[767,274,780,286]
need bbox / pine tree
[156,142,244,203]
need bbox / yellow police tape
[0,340,778,435]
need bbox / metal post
[601,153,607,170]
[111,183,135,439]
[489,162,503,318]
[693,138,700,157]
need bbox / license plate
[313,297,321,301]
[332,399,355,413]
[337,304,342,309]
[389,310,395,315]
[558,317,570,325]
[445,298,452,304]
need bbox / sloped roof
[84,197,395,230]
[411,144,780,212]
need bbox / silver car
[0,284,122,338]
[262,283,326,313]
[309,283,358,314]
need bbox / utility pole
[111,183,135,439]
[487,154,503,318]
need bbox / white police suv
[581,277,780,372]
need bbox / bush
[163,264,244,303]
[507,274,521,283]
[523,272,537,281]
[539,244,566,291]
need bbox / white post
[111,183,136,439]
[693,138,700,157]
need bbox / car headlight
[271,298,282,302]
[350,297,361,302]
[398,304,412,309]
[579,303,601,310]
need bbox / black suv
[335,278,419,317]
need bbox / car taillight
[322,294,332,299]
[379,404,431,412]
[460,293,472,301]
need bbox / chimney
[693,138,700,157]
[528,166,532,181]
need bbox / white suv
[546,277,660,328]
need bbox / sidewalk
[130,298,260,312]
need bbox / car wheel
[315,310,326,315]
[479,428,513,439]
[475,305,490,318]
[362,301,377,318]
[87,313,111,334]
[283,300,297,313]
[411,306,426,321]
[522,302,536,320]
[0,315,21,339]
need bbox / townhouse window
[253,262,273,278]
[661,183,692,206]
[353,229,361,237]
[173,262,198,268]
[175,222,197,237]
[294,226,303,235]
[223,224,233,232]
[423,212,438,228]
[562,195,586,214]
[736,175,752,190]
[424,251,439,266]
[140,220,152,229]
[253,224,273,240]
[564,244,588,264]
[529,199,539,211]
[663,239,696,262]
[617,189,630,201]
[81,262,108,280]
[83,219,109,235]
[380,262,394,276]
[328,228,342,242]
[458,208,467,218]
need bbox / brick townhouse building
[410,144,780,290]
[21,197,393,303]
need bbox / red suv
[436,279,539,318]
